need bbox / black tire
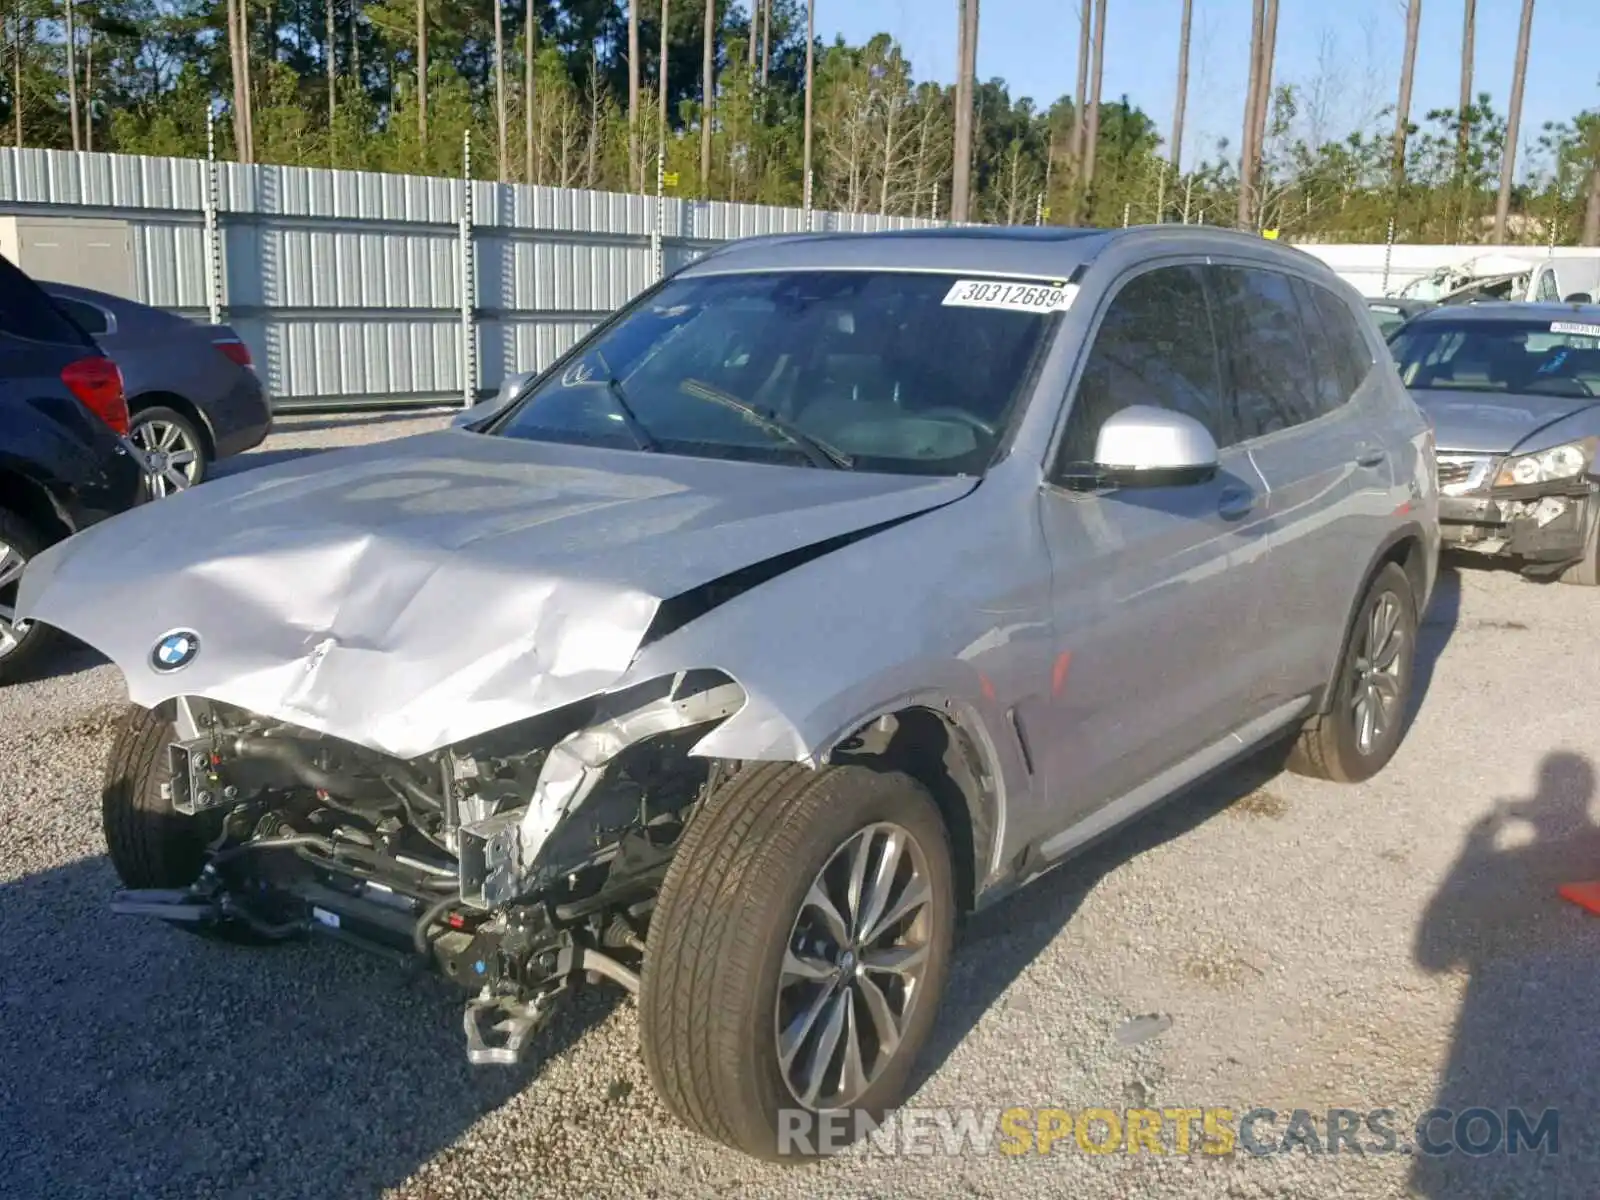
[640,762,956,1161]
[1287,561,1418,783]
[1560,503,1600,586]
[103,704,220,888]
[0,506,62,686]
[130,404,209,497]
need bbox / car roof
[1406,301,1600,324]
[679,224,1346,284]
[42,280,141,311]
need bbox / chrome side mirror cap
[1092,405,1220,487]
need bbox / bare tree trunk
[658,0,670,144]
[802,0,814,207]
[699,0,713,193]
[1456,0,1474,173]
[228,0,246,154]
[494,0,507,178]
[1070,0,1089,188]
[951,0,978,223]
[1251,0,1278,175]
[12,1,22,148]
[526,0,536,182]
[1237,0,1264,228]
[416,0,428,147]
[82,26,92,152]
[240,0,255,161]
[628,0,640,187]
[1392,0,1421,192]
[327,0,338,137]
[746,0,755,70]
[760,0,769,86]
[1493,0,1535,242]
[64,0,79,150]
[1081,0,1106,210]
[1169,0,1191,174]
[351,0,360,87]
[1583,156,1600,247]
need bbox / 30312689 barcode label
[942,279,1079,314]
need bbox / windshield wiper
[679,379,854,469]
[594,351,660,452]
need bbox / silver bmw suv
[23,224,1438,1161]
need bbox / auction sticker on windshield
[943,279,1078,313]
[1550,321,1600,338]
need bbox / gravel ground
[3,412,1598,1199]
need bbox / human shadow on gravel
[908,739,1296,1096]
[1409,750,1600,1199]
[0,854,621,1200]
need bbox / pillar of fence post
[460,130,477,409]
[653,148,665,281]
[202,103,222,327]
[1122,202,1131,229]
[1381,216,1396,295]
[1034,192,1044,227]
[804,169,814,232]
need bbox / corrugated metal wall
[0,148,944,410]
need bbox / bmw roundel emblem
[151,630,200,673]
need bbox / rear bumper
[1439,483,1595,563]
[207,371,274,459]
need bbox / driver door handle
[1217,486,1256,520]
[1356,446,1387,468]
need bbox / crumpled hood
[19,430,973,758]
[1414,389,1600,454]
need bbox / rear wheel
[1287,561,1418,783]
[0,507,61,685]
[640,763,955,1160]
[130,405,207,498]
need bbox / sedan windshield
[1390,318,1600,398]
[491,270,1060,475]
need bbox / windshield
[1389,319,1600,398]
[491,270,1061,475]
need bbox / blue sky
[823,0,1600,171]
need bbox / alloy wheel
[775,821,934,1110]
[132,418,202,498]
[1351,589,1406,755]
[0,538,28,660]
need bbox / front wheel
[1560,503,1600,586]
[1287,561,1418,783]
[639,763,956,1160]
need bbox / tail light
[214,337,253,369]
[61,356,129,436]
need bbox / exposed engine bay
[115,671,746,1064]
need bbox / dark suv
[0,253,143,680]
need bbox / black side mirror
[1564,292,1593,304]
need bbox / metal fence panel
[0,147,945,410]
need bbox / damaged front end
[115,670,745,1064]
[1437,453,1598,576]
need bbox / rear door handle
[1217,487,1256,520]
[1356,446,1387,468]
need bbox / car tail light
[61,356,129,436]
[214,337,253,369]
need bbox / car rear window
[0,254,95,347]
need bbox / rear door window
[1314,288,1377,398]
[1058,263,1228,465]
[1208,266,1321,439]
[0,255,94,346]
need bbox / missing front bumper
[1440,488,1594,564]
